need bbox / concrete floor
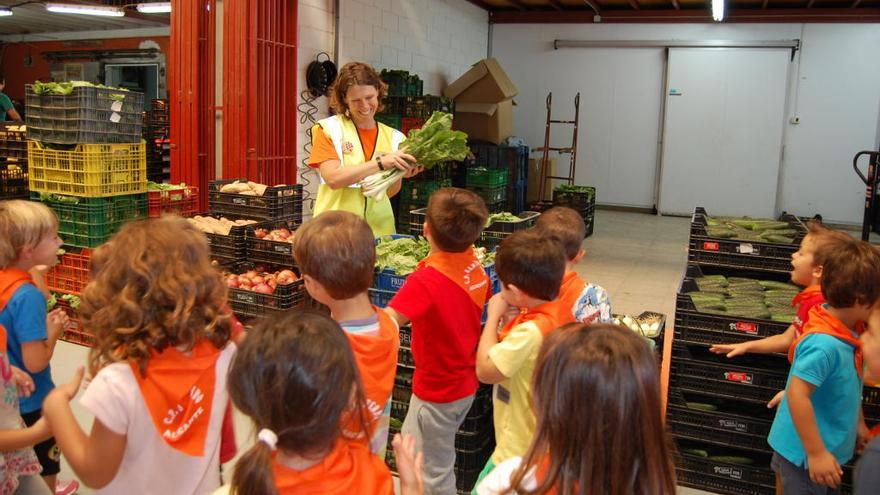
[47,209,807,494]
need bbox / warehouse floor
[50,209,857,494]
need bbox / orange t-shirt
[309,125,379,168]
[556,271,586,322]
[272,438,393,494]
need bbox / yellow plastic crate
[27,140,146,198]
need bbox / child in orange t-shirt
[217,309,423,495]
[534,207,612,324]
[294,211,399,456]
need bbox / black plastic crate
[245,217,302,267]
[674,438,775,495]
[25,84,144,144]
[552,185,596,211]
[0,123,27,161]
[669,344,789,405]
[398,345,415,369]
[454,439,495,493]
[208,179,303,221]
[470,185,507,205]
[675,265,794,345]
[689,207,807,274]
[404,95,452,119]
[459,393,493,435]
[497,145,529,183]
[506,180,527,215]
[666,389,775,454]
[864,385,880,423]
[455,426,494,452]
[0,167,28,199]
[479,210,541,248]
[584,206,595,238]
[225,263,307,320]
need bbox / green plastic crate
[35,193,147,247]
[375,113,402,131]
[466,168,508,188]
[401,179,451,203]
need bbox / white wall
[492,23,880,224]
[296,0,490,214]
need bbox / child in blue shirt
[0,200,67,491]
[768,238,880,493]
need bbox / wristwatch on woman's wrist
[375,153,386,171]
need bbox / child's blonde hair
[82,216,231,376]
[0,200,59,268]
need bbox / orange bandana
[131,339,222,456]
[0,269,33,354]
[789,305,864,377]
[272,439,393,494]
[498,300,571,341]
[417,249,490,310]
[792,284,822,308]
[343,308,399,439]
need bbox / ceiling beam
[547,0,565,10]
[762,0,770,8]
[507,0,528,10]
[629,0,641,9]
[463,0,493,10]
[851,0,862,6]
[670,0,681,10]
[806,0,817,7]
[489,7,880,22]
[583,0,601,13]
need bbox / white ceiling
[0,2,169,36]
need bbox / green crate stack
[380,69,423,97]
[33,193,147,248]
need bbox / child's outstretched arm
[0,417,51,451]
[43,367,126,489]
[711,324,796,358]
[788,376,843,488]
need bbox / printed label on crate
[718,419,750,433]
[702,242,720,251]
[111,101,124,112]
[736,243,759,255]
[232,197,247,205]
[273,244,292,254]
[729,321,759,335]
[712,466,744,480]
[723,371,753,384]
[110,112,121,123]
[233,292,256,304]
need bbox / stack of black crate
[144,99,171,183]
[461,143,529,215]
[667,207,868,495]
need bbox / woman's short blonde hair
[0,200,59,268]
[327,61,388,116]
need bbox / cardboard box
[453,100,513,145]
[443,58,518,103]
[527,157,556,203]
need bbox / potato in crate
[245,218,302,266]
[147,183,198,218]
[187,213,259,265]
[37,192,147,248]
[223,263,306,320]
[27,140,146,198]
[208,178,302,221]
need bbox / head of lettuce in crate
[308,62,469,237]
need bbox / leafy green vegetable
[61,293,81,310]
[375,237,431,275]
[389,417,403,429]
[32,80,130,96]
[485,212,519,227]
[361,112,469,200]
[46,293,58,311]
[148,181,187,191]
[39,192,80,204]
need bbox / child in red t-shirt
[385,188,490,495]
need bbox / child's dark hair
[505,323,676,495]
[805,220,853,260]
[294,211,376,299]
[425,187,488,252]
[534,207,585,261]
[495,229,566,301]
[82,216,231,376]
[229,309,369,495]
[818,239,880,308]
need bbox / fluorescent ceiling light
[45,3,125,17]
[712,0,725,21]
[0,7,12,16]
[137,2,171,14]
